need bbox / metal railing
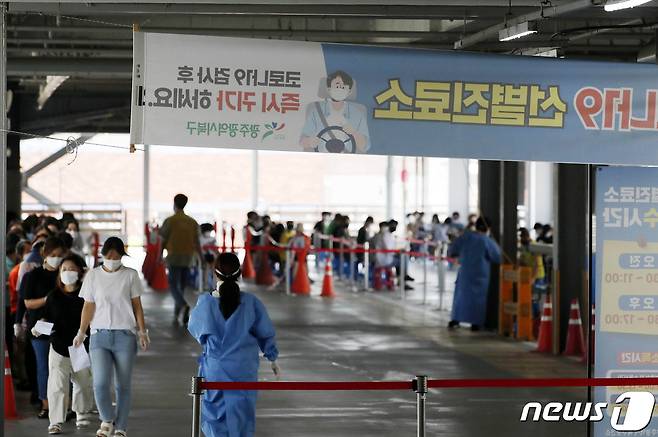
[190,375,429,437]
[188,375,658,437]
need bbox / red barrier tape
[199,381,413,391]
[202,243,451,262]
[427,377,658,389]
[199,377,658,391]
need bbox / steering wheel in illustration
[315,125,356,154]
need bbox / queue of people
[5,213,149,436]
[236,209,493,294]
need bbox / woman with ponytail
[188,252,279,437]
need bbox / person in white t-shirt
[74,237,149,437]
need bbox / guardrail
[189,376,658,437]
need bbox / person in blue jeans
[20,236,66,419]
[75,237,150,437]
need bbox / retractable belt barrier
[189,376,658,437]
[201,243,454,263]
[201,239,453,301]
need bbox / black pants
[25,332,38,400]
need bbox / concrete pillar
[6,94,21,219]
[500,161,520,263]
[528,161,554,228]
[448,159,469,217]
[1,5,7,427]
[421,157,428,212]
[142,144,150,232]
[386,156,393,219]
[554,164,590,352]
[478,160,501,330]
[251,150,259,211]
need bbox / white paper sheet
[34,320,54,336]
[68,345,91,372]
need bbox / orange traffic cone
[150,236,168,292]
[4,343,18,420]
[151,261,169,292]
[142,226,156,284]
[242,231,256,280]
[256,249,275,287]
[564,299,586,358]
[291,250,311,296]
[242,250,256,280]
[320,261,335,298]
[535,294,552,353]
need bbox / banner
[130,31,658,164]
[594,166,658,437]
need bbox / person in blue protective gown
[447,217,502,332]
[188,252,280,437]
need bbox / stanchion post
[422,251,428,305]
[438,245,446,311]
[285,248,292,295]
[363,242,370,291]
[191,376,204,437]
[338,242,345,281]
[414,375,428,437]
[349,246,356,291]
[400,249,407,300]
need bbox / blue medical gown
[188,292,279,437]
[448,232,502,326]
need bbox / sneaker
[404,275,415,282]
[447,320,460,329]
[404,284,414,291]
[96,421,114,437]
[66,410,76,422]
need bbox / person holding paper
[188,252,280,437]
[37,254,94,434]
[20,236,67,419]
[75,237,150,437]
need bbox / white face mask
[46,256,63,269]
[60,270,79,286]
[329,87,350,102]
[103,258,122,271]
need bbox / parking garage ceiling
[4,0,658,134]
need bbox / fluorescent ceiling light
[604,0,653,11]
[499,21,538,42]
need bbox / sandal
[76,417,92,428]
[96,421,114,437]
[38,409,49,419]
[113,431,127,437]
[48,423,63,435]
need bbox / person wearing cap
[188,252,280,437]
[74,237,150,437]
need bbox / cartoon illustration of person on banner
[299,70,371,154]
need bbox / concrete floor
[6,270,588,437]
